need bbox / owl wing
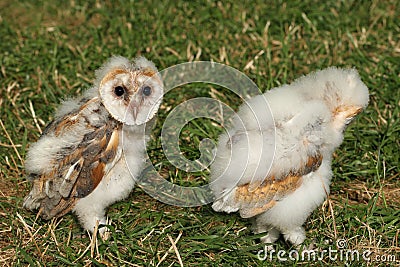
[23,100,122,219]
[212,101,329,218]
[234,153,322,218]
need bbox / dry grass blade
[327,198,338,240]
[90,222,99,258]
[74,240,92,263]
[156,232,183,267]
[28,100,42,134]
[167,232,184,267]
[16,212,43,259]
[0,119,22,163]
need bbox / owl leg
[259,229,280,251]
[282,226,306,247]
[252,219,281,249]
[259,228,280,244]
[72,200,108,234]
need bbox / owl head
[95,56,163,125]
[319,68,369,131]
[295,67,369,132]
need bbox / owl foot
[283,226,306,247]
[259,228,280,244]
[97,217,111,241]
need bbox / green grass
[1,0,399,266]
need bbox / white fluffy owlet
[23,56,163,234]
[211,67,369,247]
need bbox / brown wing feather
[23,100,122,219]
[236,153,323,218]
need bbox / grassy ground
[0,0,399,266]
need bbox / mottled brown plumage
[25,98,121,219]
[235,154,322,218]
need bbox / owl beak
[128,99,140,122]
[132,105,139,121]
[348,106,363,118]
[333,105,363,130]
[335,105,363,120]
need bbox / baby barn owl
[211,67,369,247]
[23,56,163,233]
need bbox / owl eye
[114,86,125,97]
[142,86,152,96]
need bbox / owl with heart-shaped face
[23,56,163,234]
